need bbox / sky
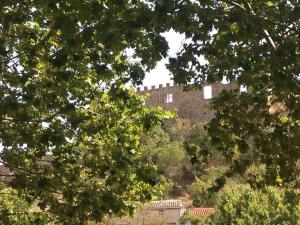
[142,30,185,87]
[144,32,232,88]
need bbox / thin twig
[230,1,247,10]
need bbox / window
[166,93,173,103]
[240,85,247,93]
[203,86,212,99]
[221,76,229,84]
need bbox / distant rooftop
[187,208,215,217]
[144,199,182,209]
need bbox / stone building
[137,83,235,123]
[108,199,184,225]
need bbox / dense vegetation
[0,1,169,223]
[140,119,238,204]
[209,185,300,225]
[1,0,299,224]
[168,0,300,186]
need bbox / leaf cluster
[167,0,300,186]
[209,184,300,225]
[0,1,173,223]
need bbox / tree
[141,126,189,182]
[140,125,171,163]
[209,184,300,225]
[0,182,52,225]
[168,0,300,186]
[157,141,186,179]
[188,166,227,207]
[0,1,170,223]
[184,123,216,165]
[140,124,198,196]
[244,163,268,188]
[166,118,192,142]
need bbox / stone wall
[137,83,235,123]
[108,207,183,225]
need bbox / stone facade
[107,200,216,225]
[108,200,184,225]
[137,83,235,123]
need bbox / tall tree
[168,0,300,186]
[0,1,169,223]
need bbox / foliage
[140,125,195,186]
[0,0,171,223]
[140,125,170,163]
[0,182,52,225]
[168,0,300,186]
[1,85,167,224]
[244,164,268,188]
[180,214,209,225]
[188,166,227,206]
[184,122,231,202]
[157,141,186,178]
[2,0,299,223]
[184,123,216,165]
[157,176,175,198]
[167,118,192,142]
[289,160,300,188]
[209,184,300,225]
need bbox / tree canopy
[167,0,300,186]
[209,184,300,225]
[0,182,52,225]
[0,1,170,223]
[1,0,299,224]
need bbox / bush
[0,182,52,225]
[180,214,209,225]
[188,166,227,206]
[209,184,300,225]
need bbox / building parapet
[135,82,236,123]
[136,82,176,92]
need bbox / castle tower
[137,83,235,123]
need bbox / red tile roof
[144,200,182,209]
[188,208,215,217]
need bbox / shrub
[209,184,300,225]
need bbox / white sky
[142,30,185,87]
[143,31,230,87]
